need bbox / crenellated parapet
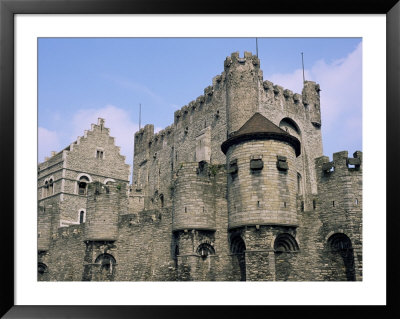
[134,124,154,154]
[316,151,362,176]
[315,151,362,212]
[223,51,260,71]
[173,73,225,127]
[262,80,304,106]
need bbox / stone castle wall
[38,51,362,282]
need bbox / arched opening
[327,233,356,281]
[230,235,246,281]
[197,243,215,259]
[95,253,116,281]
[78,176,90,195]
[104,179,114,194]
[274,233,299,281]
[195,242,216,280]
[44,181,49,198]
[279,118,301,140]
[49,179,54,195]
[274,233,299,252]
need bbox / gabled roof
[221,113,301,156]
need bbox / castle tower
[302,81,322,127]
[301,80,323,199]
[315,151,362,281]
[82,181,127,281]
[221,113,301,281]
[172,162,226,281]
[224,52,262,137]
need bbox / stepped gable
[221,112,301,156]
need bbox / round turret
[84,181,124,241]
[222,113,300,229]
[172,162,216,231]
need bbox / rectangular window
[277,156,288,171]
[250,158,263,170]
[96,150,104,159]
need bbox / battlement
[316,151,362,176]
[87,180,128,197]
[223,51,260,69]
[262,80,304,105]
[173,73,225,125]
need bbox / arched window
[44,180,49,197]
[79,210,85,224]
[279,118,301,140]
[95,253,116,280]
[328,233,352,252]
[104,178,115,185]
[78,176,90,195]
[274,233,299,252]
[230,235,246,281]
[274,233,299,281]
[197,243,215,259]
[327,233,356,281]
[49,178,54,195]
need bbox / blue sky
[38,38,362,175]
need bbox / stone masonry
[38,52,362,281]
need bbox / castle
[37,51,362,281]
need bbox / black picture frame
[1,0,399,318]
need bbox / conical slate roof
[221,113,301,156]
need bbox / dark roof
[221,113,301,156]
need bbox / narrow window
[301,201,304,212]
[160,194,164,208]
[313,200,316,210]
[96,150,104,159]
[332,201,335,207]
[355,198,358,205]
[44,181,49,197]
[79,211,85,224]
[49,179,54,195]
[297,173,302,195]
[78,176,90,195]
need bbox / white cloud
[266,42,362,155]
[71,105,138,175]
[38,127,61,163]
